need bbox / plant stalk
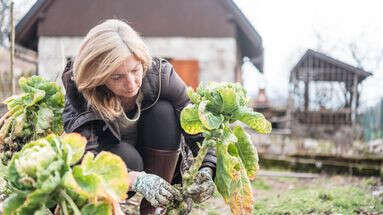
[182,142,209,188]
[59,190,81,215]
[60,200,69,215]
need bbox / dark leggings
[98,100,181,171]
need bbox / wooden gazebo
[289,49,372,136]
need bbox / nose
[124,72,136,89]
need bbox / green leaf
[196,83,208,97]
[16,170,61,214]
[63,152,130,204]
[2,193,26,215]
[19,77,46,107]
[81,202,113,215]
[230,82,248,107]
[215,131,240,200]
[198,101,223,130]
[180,104,204,134]
[186,87,201,104]
[25,76,61,98]
[233,126,259,180]
[79,152,130,201]
[11,111,27,138]
[215,132,253,215]
[234,107,272,134]
[218,87,240,114]
[60,133,87,165]
[3,94,25,111]
[61,167,101,206]
[46,92,64,108]
[205,92,224,113]
[51,109,64,135]
[32,206,52,215]
[36,107,54,134]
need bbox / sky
[235,0,383,108]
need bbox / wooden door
[170,59,199,89]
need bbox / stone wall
[38,36,237,90]
[144,37,236,83]
[250,131,383,157]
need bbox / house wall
[144,37,236,83]
[38,36,236,89]
[0,46,38,115]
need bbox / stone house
[15,0,264,88]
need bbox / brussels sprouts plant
[169,82,271,215]
[2,133,130,215]
[0,76,64,165]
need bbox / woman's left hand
[185,167,215,203]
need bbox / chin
[125,89,138,98]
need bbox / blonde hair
[73,19,152,121]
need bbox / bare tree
[0,0,36,47]
[348,41,383,71]
[0,0,11,47]
[313,29,383,72]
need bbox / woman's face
[104,55,144,99]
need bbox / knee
[143,100,175,122]
[99,141,144,171]
[138,100,181,150]
[127,151,144,172]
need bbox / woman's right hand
[130,171,183,207]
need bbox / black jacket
[61,57,216,174]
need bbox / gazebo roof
[290,49,372,83]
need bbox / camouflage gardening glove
[131,172,183,207]
[185,167,215,203]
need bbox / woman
[61,19,216,214]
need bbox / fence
[361,98,383,141]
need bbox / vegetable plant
[169,82,271,214]
[0,76,64,165]
[2,133,130,215]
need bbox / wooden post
[235,39,243,83]
[304,56,312,112]
[10,0,15,94]
[304,79,309,111]
[234,25,243,84]
[351,74,358,125]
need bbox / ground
[124,171,383,215]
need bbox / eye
[111,75,122,81]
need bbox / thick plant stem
[182,142,209,189]
[0,111,11,128]
[166,142,210,214]
[60,200,69,215]
[59,190,81,215]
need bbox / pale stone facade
[38,36,236,88]
[144,37,236,83]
